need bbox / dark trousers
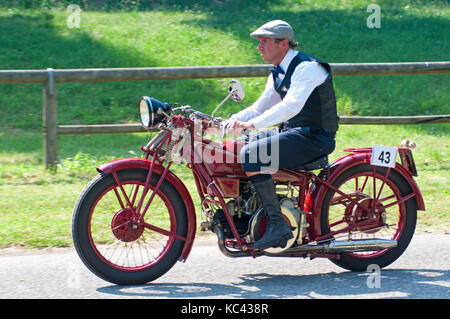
[239,127,335,173]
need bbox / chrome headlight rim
[139,96,152,128]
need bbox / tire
[320,163,417,271]
[72,168,188,285]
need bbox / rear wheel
[321,164,417,271]
[72,168,188,285]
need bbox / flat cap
[250,20,294,41]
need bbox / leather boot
[250,175,294,250]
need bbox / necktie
[270,65,285,88]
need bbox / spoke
[104,241,121,262]
[375,167,391,203]
[129,241,138,267]
[360,175,369,193]
[378,194,396,203]
[136,238,145,265]
[331,191,363,206]
[139,233,158,260]
[114,242,127,265]
[383,192,416,209]
[372,166,377,199]
[111,220,131,232]
[142,222,186,241]
[120,242,131,267]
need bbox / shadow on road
[97,268,449,299]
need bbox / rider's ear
[275,38,289,48]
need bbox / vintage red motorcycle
[72,80,424,285]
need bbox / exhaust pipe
[288,238,397,254]
[215,225,396,257]
[215,226,262,258]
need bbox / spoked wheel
[321,163,417,271]
[72,168,187,285]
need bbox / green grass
[0,0,449,248]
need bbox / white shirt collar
[277,49,299,74]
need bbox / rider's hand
[224,120,255,135]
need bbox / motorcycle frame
[96,115,425,261]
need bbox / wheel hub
[111,208,144,242]
[352,198,385,233]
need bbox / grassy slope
[0,0,449,247]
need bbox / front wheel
[321,163,417,271]
[72,168,188,285]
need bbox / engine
[210,181,257,239]
[212,209,252,239]
[203,181,308,252]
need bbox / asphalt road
[0,233,449,299]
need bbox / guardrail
[1,61,449,170]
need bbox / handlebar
[184,108,223,126]
[182,107,250,136]
[186,109,213,120]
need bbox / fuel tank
[196,139,302,198]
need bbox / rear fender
[97,158,196,262]
[308,152,425,238]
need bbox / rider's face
[256,36,289,65]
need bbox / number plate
[371,145,398,168]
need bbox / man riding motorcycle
[224,20,339,250]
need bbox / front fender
[308,152,425,238]
[97,158,196,262]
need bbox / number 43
[371,145,398,168]
[378,151,391,164]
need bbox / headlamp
[139,96,171,128]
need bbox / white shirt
[230,49,329,129]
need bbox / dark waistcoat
[274,52,339,133]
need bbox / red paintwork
[198,140,246,177]
[111,208,144,242]
[214,177,240,198]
